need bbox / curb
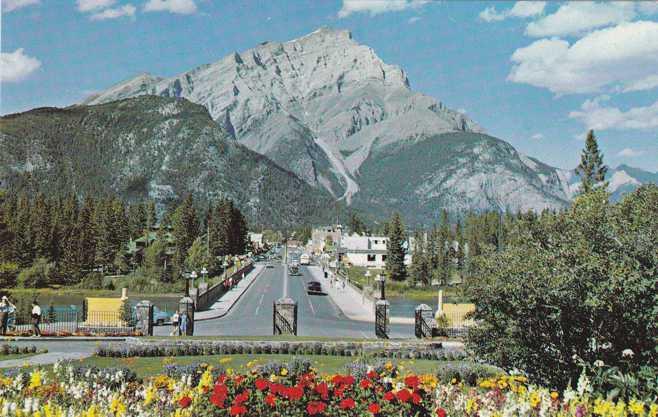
[194,266,265,321]
[1,337,128,342]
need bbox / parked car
[153,307,172,326]
[266,263,275,268]
[307,281,323,295]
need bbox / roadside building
[339,234,413,268]
[310,225,343,254]
[248,233,264,251]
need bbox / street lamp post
[223,259,229,285]
[190,271,197,289]
[200,267,208,285]
[375,273,386,300]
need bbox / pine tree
[14,195,34,268]
[128,202,147,238]
[437,210,451,285]
[94,198,115,271]
[77,196,97,273]
[385,212,407,281]
[210,199,231,257]
[59,195,81,282]
[171,194,199,275]
[32,193,53,260]
[577,130,608,194]
[0,192,16,262]
[409,230,429,285]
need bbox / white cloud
[90,4,135,20]
[338,0,428,18]
[408,16,421,24]
[638,1,658,15]
[479,1,545,22]
[508,21,658,95]
[525,2,636,37]
[76,0,115,12]
[1,48,41,83]
[531,133,544,140]
[1,0,39,12]
[569,96,658,131]
[617,148,645,157]
[144,0,197,14]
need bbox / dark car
[307,281,323,295]
[266,263,275,268]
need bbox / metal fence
[196,261,254,311]
[8,310,135,336]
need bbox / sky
[2,0,657,171]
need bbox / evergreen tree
[577,130,608,194]
[0,192,16,262]
[59,195,81,282]
[385,212,407,281]
[210,199,231,257]
[349,213,367,235]
[32,193,53,260]
[171,194,199,275]
[94,198,116,271]
[77,196,97,273]
[14,195,34,268]
[409,230,429,285]
[128,202,147,238]
[145,201,157,244]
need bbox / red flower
[283,385,304,401]
[412,391,422,405]
[315,382,329,400]
[265,393,277,407]
[367,370,379,380]
[359,379,372,389]
[405,375,420,389]
[396,389,412,403]
[368,403,381,414]
[331,375,343,385]
[342,375,355,386]
[234,375,245,386]
[178,396,192,408]
[436,407,447,417]
[255,379,269,391]
[210,393,225,408]
[339,398,356,410]
[233,390,250,405]
[384,391,396,402]
[229,405,247,416]
[306,401,327,415]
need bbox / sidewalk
[308,266,413,324]
[0,340,99,369]
[194,265,264,321]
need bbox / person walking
[0,296,9,335]
[170,311,180,336]
[179,311,188,336]
[31,301,42,337]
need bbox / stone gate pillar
[178,296,195,336]
[415,304,433,339]
[375,299,390,339]
[135,300,154,336]
[273,297,297,336]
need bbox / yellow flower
[629,400,646,417]
[144,386,157,406]
[450,378,457,385]
[280,368,288,376]
[465,398,478,414]
[110,396,126,417]
[551,391,559,401]
[648,404,657,417]
[269,374,279,383]
[29,370,43,389]
[197,369,214,393]
[529,391,541,408]
[219,357,232,364]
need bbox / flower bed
[1,360,654,416]
[96,340,464,361]
[0,344,47,356]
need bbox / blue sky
[2,0,657,171]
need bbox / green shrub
[17,258,53,288]
[467,186,658,390]
[78,272,108,290]
[0,262,19,288]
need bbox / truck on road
[300,253,310,265]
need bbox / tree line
[0,192,249,289]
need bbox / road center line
[255,293,265,315]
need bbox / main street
[184,262,416,338]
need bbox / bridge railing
[195,260,255,311]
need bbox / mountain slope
[0,96,336,227]
[83,28,482,199]
[79,28,580,223]
[352,132,571,225]
[560,164,658,202]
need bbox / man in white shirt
[31,301,42,337]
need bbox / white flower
[622,349,634,358]
[593,360,604,367]
[576,371,592,396]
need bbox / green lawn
[344,266,469,301]
[77,354,483,378]
[0,353,39,361]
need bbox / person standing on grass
[31,301,42,337]
[170,311,180,336]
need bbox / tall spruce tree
[77,196,97,273]
[32,193,53,260]
[409,230,429,285]
[577,130,608,194]
[14,195,34,268]
[171,194,199,275]
[385,212,407,281]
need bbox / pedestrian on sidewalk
[31,301,42,337]
[0,296,10,335]
[179,311,188,336]
[170,311,180,336]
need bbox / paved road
[157,263,416,338]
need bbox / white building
[248,233,264,250]
[340,234,412,268]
